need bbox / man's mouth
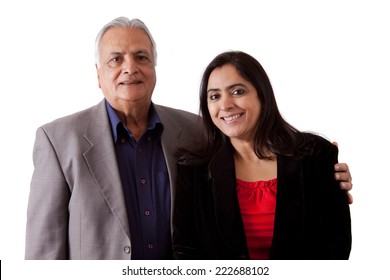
[119,80,142,85]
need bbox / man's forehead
[103,26,147,40]
[101,27,151,48]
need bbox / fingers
[335,173,353,191]
[334,172,352,184]
[334,170,352,184]
[332,141,339,148]
[347,192,353,205]
[334,162,349,173]
[334,163,352,182]
[334,162,353,204]
[339,181,353,191]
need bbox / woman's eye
[209,93,220,101]
[232,89,245,95]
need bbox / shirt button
[140,179,146,185]
[121,139,125,143]
[148,243,154,249]
[144,210,151,216]
[124,246,131,254]
[137,148,142,153]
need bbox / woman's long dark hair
[178,51,315,166]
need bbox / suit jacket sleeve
[25,126,70,259]
[306,141,352,259]
[297,140,352,260]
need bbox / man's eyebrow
[109,51,125,56]
[131,49,150,55]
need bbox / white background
[1,0,389,278]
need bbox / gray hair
[95,17,157,67]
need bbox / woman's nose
[220,95,234,111]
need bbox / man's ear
[95,64,101,89]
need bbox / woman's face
[207,64,261,143]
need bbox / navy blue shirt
[106,100,172,259]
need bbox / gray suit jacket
[25,99,200,259]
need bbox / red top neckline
[236,178,277,260]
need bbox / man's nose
[122,58,138,75]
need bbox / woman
[173,51,351,260]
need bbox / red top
[236,178,277,260]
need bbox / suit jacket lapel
[209,142,248,256]
[155,105,183,220]
[270,156,304,258]
[82,100,130,239]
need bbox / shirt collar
[105,99,163,142]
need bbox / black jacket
[173,135,351,259]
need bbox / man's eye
[111,57,120,62]
[138,55,150,62]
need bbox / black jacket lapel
[209,142,248,258]
[270,156,304,259]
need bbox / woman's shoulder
[299,132,337,158]
[302,132,332,146]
